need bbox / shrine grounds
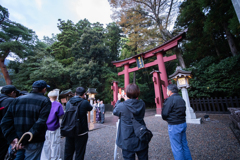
[61,110,240,160]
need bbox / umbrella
[5,132,33,160]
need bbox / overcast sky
[1,0,113,40]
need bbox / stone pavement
[83,110,240,160]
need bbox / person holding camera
[63,87,92,160]
[113,83,149,160]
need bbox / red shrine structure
[111,30,187,115]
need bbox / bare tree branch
[157,0,162,16]
[165,0,173,29]
[131,8,157,21]
[134,0,152,9]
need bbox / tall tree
[42,33,57,47]
[109,0,187,68]
[50,19,79,66]
[104,22,122,64]
[0,5,35,84]
[200,0,239,56]
[175,0,240,66]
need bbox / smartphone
[121,90,125,97]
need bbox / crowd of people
[0,81,93,160]
[0,80,192,160]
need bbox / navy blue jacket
[162,93,186,125]
[0,94,15,141]
[113,99,148,152]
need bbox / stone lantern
[169,66,202,124]
[86,88,97,104]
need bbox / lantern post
[169,66,202,124]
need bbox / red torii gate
[111,30,187,115]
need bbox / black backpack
[60,100,83,137]
[127,108,153,143]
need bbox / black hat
[76,87,86,96]
[1,85,18,94]
[32,80,50,88]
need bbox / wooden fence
[190,97,240,114]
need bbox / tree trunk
[133,72,136,84]
[222,22,238,56]
[0,58,12,85]
[211,34,220,57]
[174,47,186,69]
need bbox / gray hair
[167,84,178,93]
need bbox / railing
[190,97,240,114]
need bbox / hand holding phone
[121,90,125,97]
[118,93,122,100]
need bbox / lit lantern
[169,66,192,89]
[86,88,98,100]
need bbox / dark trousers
[122,147,148,160]
[0,136,8,160]
[100,112,105,123]
[64,134,88,160]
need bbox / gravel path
[84,113,240,160]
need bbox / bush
[186,55,240,98]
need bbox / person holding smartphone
[113,84,149,160]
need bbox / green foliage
[70,59,101,89]
[30,57,70,89]
[42,34,57,47]
[175,0,240,66]
[186,55,240,98]
[0,5,35,58]
[8,17,123,103]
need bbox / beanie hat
[48,90,59,97]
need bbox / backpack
[127,108,153,143]
[60,100,83,137]
[131,116,153,143]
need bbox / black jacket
[162,93,186,125]
[0,94,15,119]
[0,94,15,141]
[66,96,92,135]
[113,99,148,152]
[1,93,51,144]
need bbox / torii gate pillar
[124,64,129,89]
[156,52,168,99]
[111,81,119,107]
[151,70,163,115]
